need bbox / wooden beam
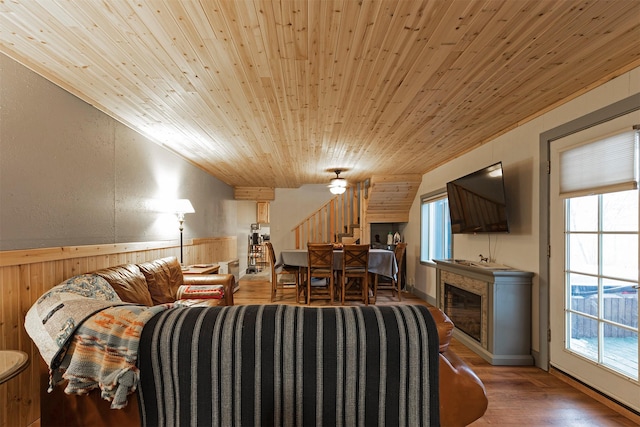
[234,187,275,201]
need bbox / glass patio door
[549,112,639,412]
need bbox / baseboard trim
[549,367,640,424]
[410,287,436,306]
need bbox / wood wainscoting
[0,236,236,427]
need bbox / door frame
[538,93,640,370]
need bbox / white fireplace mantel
[434,259,534,366]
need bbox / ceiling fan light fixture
[329,185,347,195]
[328,170,347,194]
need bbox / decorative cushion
[137,257,184,305]
[93,264,153,306]
[175,284,224,300]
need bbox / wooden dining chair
[306,243,335,305]
[341,244,370,305]
[265,242,301,302]
[374,242,406,301]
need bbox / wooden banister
[291,184,362,249]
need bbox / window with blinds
[559,127,639,198]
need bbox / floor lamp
[174,199,195,267]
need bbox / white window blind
[559,128,639,198]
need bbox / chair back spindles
[341,244,370,305]
[373,242,406,302]
[306,243,335,304]
[394,243,407,300]
[266,242,301,303]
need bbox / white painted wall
[405,66,640,354]
[268,184,335,254]
[233,185,334,277]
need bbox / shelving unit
[247,238,267,273]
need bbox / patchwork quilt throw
[24,273,171,409]
[56,303,170,408]
[24,274,127,368]
[138,304,440,427]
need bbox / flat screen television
[446,162,510,234]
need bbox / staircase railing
[292,184,362,249]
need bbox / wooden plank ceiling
[366,174,423,223]
[1,0,639,192]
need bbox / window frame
[420,189,453,265]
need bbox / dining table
[278,248,398,280]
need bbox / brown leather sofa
[38,262,487,426]
[90,256,235,307]
[429,306,489,426]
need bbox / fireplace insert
[444,284,482,342]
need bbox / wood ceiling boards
[1,0,639,189]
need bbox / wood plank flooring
[238,272,640,426]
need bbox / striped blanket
[138,304,440,427]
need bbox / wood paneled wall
[0,237,236,427]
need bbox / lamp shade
[174,199,195,214]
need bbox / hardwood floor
[452,340,639,426]
[238,272,640,426]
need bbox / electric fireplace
[444,284,482,342]
[434,259,534,366]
